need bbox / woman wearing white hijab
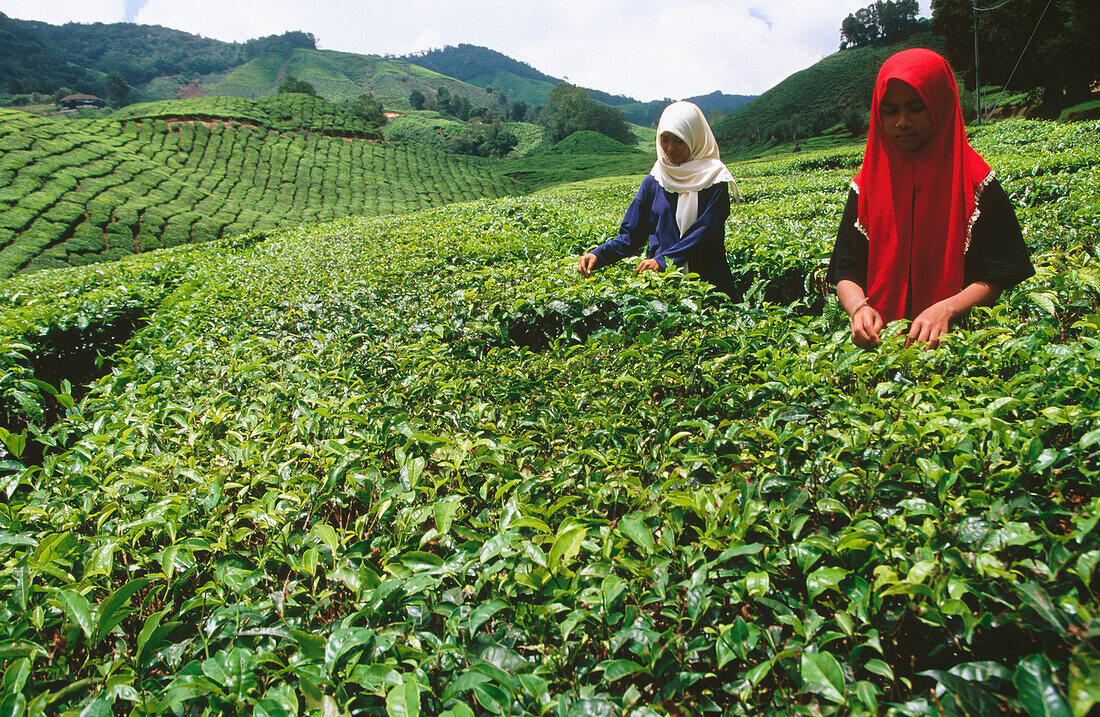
[577,101,739,296]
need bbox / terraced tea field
[0,119,1096,715]
[113,94,384,137]
[0,98,520,278]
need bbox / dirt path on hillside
[274,57,291,84]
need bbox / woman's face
[659,132,691,166]
[879,79,934,152]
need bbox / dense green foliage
[931,0,1100,114]
[277,77,318,98]
[540,84,636,146]
[0,13,102,96]
[713,34,944,148]
[0,119,1095,715]
[0,103,519,277]
[400,44,559,95]
[839,0,926,50]
[0,15,315,99]
[346,94,387,131]
[382,111,540,157]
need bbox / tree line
[838,0,1098,115]
[839,0,927,49]
[931,0,1099,115]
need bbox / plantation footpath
[0,96,520,278]
[0,120,1097,714]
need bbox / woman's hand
[837,280,882,349]
[905,282,1000,348]
[906,298,958,348]
[851,304,884,349]
[577,252,598,277]
[636,258,661,274]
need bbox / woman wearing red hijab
[827,48,1034,349]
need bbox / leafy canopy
[540,83,636,146]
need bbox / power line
[983,0,1056,119]
[973,0,1015,11]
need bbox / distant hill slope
[397,44,756,124]
[172,49,504,110]
[0,12,104,95]
[0,15,502,111]
[713,33,944,147]
[614,91,757,128]
[0,102,520,277]
[1,17,755,126]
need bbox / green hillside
[0,119,1096,714]
[0,103,520,277]
[544,130,642,155]
[398,44,757,126]
[713,34,945,148]
[154,48,505,111]
[495,132,652,192]
[113,93,382,136]
[382,110,544,155]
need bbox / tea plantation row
[0,102,520,278]
[0,120,1096,715]
[113,94,384,137]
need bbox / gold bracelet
[850,299,869,318]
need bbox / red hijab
[854,48,991,322]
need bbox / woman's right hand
[851,304,884,349]
[577,252,598,277]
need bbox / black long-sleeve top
[590,174,736,296]
[826,177,1035,292]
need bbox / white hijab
[650,101,738,237]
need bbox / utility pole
[972,0,982,124]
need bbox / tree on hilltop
[244,31,317,59]
[840,0,925,49]
[540,83,636,146]
[348,93,386,128]
[278,75,317,97]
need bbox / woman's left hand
[636,258,661,274]
[906,298,959,348]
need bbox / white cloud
[0,0,929,100]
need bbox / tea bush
[0,120,1096,715]
[0,106,520,278]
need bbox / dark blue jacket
[590,174,735,296]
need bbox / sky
[0,0,930,101]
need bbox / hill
[1,18,756,125]
[112,93,383,136]
[198,48,505,109]
[0,118,1096,714]
[382,110,545,156]
[543,129,642,155]
[0,14,507,112]
[0,98,520,277]
[493,130,652,192]
[713,33,944,148]
[400,44,758,124]
[613,91,758,128]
